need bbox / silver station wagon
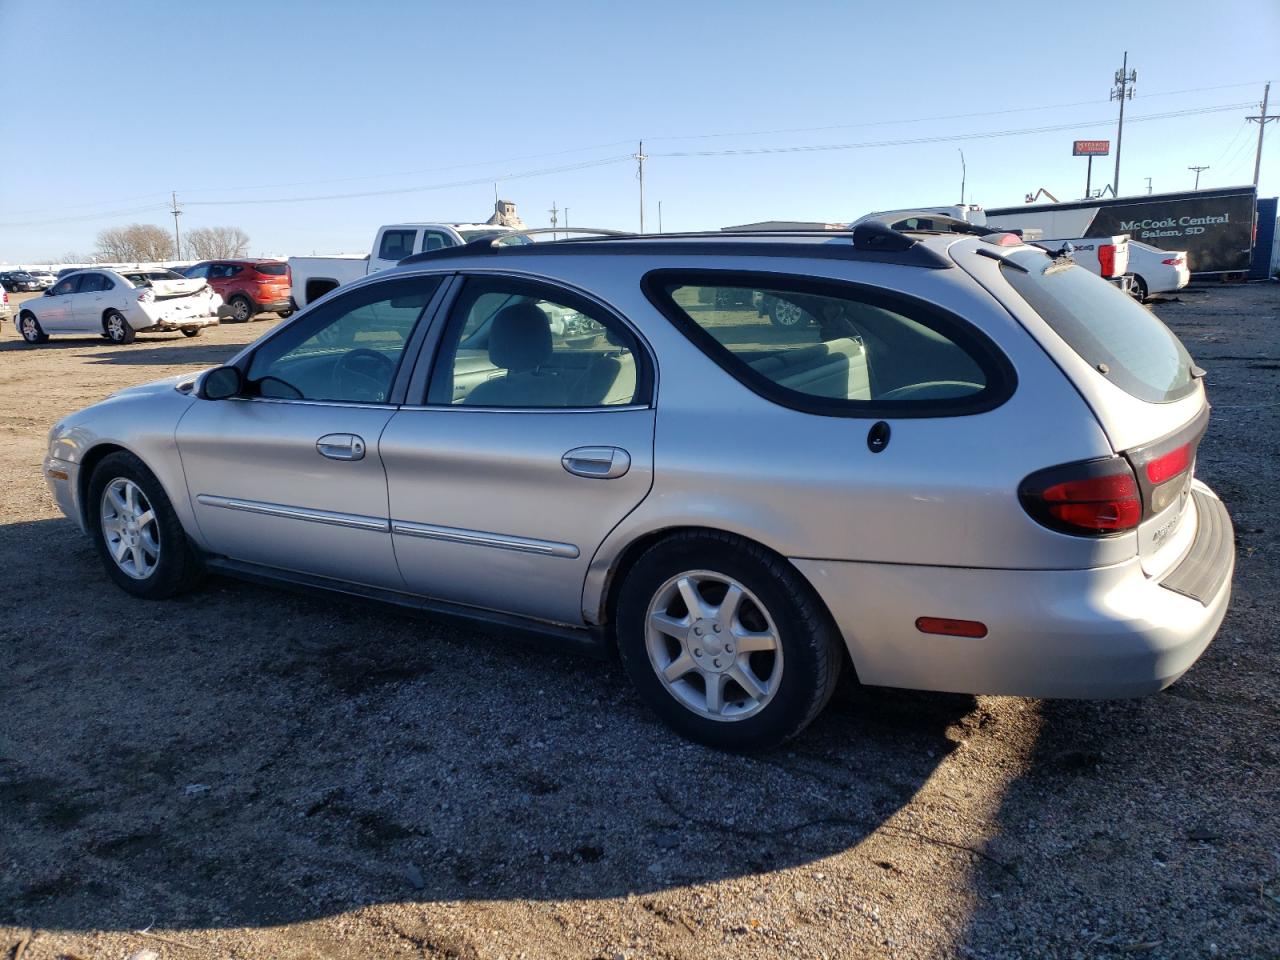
[44,225,1234,750]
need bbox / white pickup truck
[288,222,522,309]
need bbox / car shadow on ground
[0,517,974,933]
[80,343,252,366]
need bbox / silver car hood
[106,372,200,400]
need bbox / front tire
[277,309,294,319]
[88,451,202,599]
[181,326,202,338]
[616,532,843,751]
[104,309,135,344]
[229,295,254,322]
[18,312,48,344]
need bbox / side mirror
[44,287,56,296]
[198,366,243,400]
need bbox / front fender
[49,378,204,546]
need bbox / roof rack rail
[473,227,635,246]
[399,225,954,269]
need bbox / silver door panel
[177,398,402,589]
[381,407,655,624]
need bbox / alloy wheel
[644,570,784,721]
[100,478,160,580]
[772,300,806,327]
[107,314,126,341]
[21,316,39,341]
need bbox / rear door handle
[562,445,630,479]
[317,433,366,461]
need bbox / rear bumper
[256,297,292,313]
[793,481,1234,699]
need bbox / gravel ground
[0,285,1277,959]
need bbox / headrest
[488,302,553,372]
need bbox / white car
[28,270,56,289]
[15,268,225,345]
[1127,241,1191,301]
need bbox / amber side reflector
[915,616,988,638]
[47,469,69,481]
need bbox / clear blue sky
[1,0,1276,262]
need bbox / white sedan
[15,268,226,345]
[1127,241,1191,301]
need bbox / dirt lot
[1,285,1277,960]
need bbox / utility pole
[1110,52,1136,196]
[549,201,559,240]
[1247,81,1279,187]
[170,191,182,259]
[634,140,648,234]
[958,149,966,205]
[1145,177,1152,195]
[1188,165,1209,190]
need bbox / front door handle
[317,433,366,461]
[562,445,631,479]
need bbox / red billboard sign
[1073,140,1111,156]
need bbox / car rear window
[255,262,288,276]
[643,271,1014,418]
[999,252,1196,403]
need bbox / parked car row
[14,268,228,344]
[42,222,1233,750]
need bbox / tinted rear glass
[1000,253,1196,403]
[255,262,288,276]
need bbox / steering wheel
[332,348,395,402]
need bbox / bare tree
[184,226,251,260]
[95,223,176,262]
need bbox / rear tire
[277,309,294,319]
[1131,275,1149,301]
[104,309,135,344]
[615,531,843,751]
[181,326,202,338]
[88,451,203,599]
[18,311,48,344]
[229,295,254,322]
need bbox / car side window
[186,264,209,279]
[426,277,644,408]
[644,272,1012,417]
[244,276,441,404]
[51,276,81,296]
[378,229,416,262]
[208,264,230,279]
[80,273,110,293]
[421,230,454,252]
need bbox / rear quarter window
[999,253,1196,403]
[643,271,1014,418]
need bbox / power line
[649,103,1251,159]
[182,155,632,208]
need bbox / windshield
[457,229,532,245]
[122,270,187,285]
[1000,251,1196,403]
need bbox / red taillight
[1161,257,1185,266]
[1145,444,1190,484]
[1098,243,1117,277]
[915,617,988,638]
[1020,457,1142,535]
[137,288,155,303]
